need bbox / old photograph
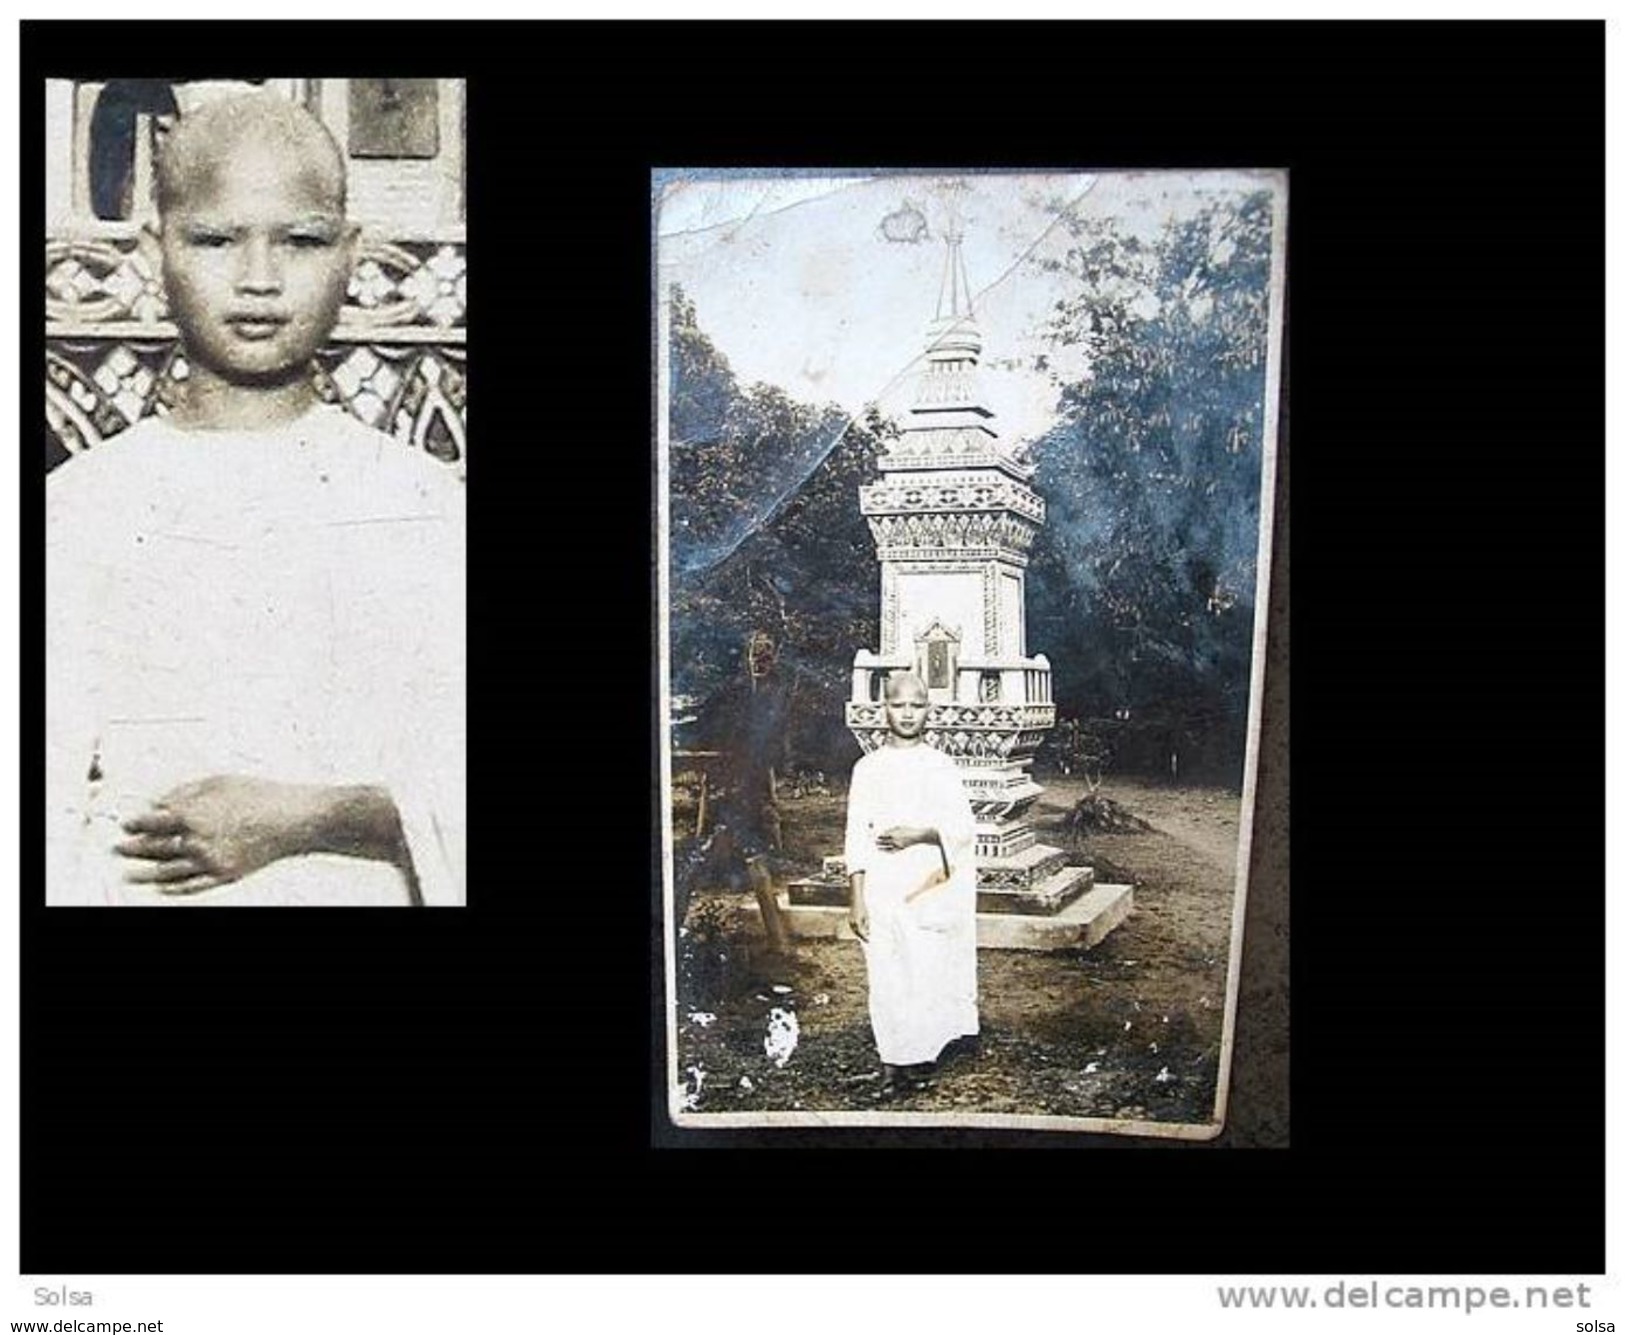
[43,78,467,907]
[658,168,1285,1132]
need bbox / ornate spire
[935,217,974,322]
[924,184,982,369]
[906,189,995,446]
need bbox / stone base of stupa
[779,839,1131,950]
[756,881,1133,952]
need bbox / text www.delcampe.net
[1216,1280,1597,1315]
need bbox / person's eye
[187,231,234,249]
[285,232,335,250]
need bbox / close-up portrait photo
[43,77,467,907]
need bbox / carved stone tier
[862,471,1044,523]
[866,512,1039,564]
[861,469,1042,566]
[976,863,1094,916]
[845,698,1055,760]
[880,428,1035,475]
[977,842,1068,889]
[962,771,1044,817]
[975,805,1040,857]
[976,821,1036,861]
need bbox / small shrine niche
[915,620,961,699]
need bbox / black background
[22,22,1602,1274]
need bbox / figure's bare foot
[872,1063,905,1101]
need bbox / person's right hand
[848,901,870,943]
[117,774,304,893]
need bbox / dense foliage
[1026,191,1275,780]
[668,287,888,773]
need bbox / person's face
[884,680,929,739]
[158,142,355,386]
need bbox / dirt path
[673,773,1244,1127]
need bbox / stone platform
[788,864,1095,917]
[759,881,1133,952]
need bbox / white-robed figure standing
[844,672,979,1092]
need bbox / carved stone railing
[849,655,1051,709]
[844,698,1057,759]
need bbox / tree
[667,289,893,772]
[669,286,853,579]
[1026,191,1275,782]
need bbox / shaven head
[884,672,928,705]
[151,91,357,408]
[155,91,347,221]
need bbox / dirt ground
[672,773,1242,1127]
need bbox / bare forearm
[875,825,948,874]
[119,775,422,899]
[916,826,952,873]
[292,783,414,872]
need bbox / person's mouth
[225,314,290,340]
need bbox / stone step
[747,883,1135,951]
[976,882,1134,950]
[786,874,849,908]
[975,842,1069,892]
[789,854,1092,912]
[976,863,1093,916]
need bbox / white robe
[45,406,466,907]
[843,741,979,1065]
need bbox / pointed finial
[934,181,974,321]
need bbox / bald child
[844,672,979,1093]
[45,93,467,907]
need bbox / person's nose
[235,234,284,296]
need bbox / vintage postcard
[657,168,1284,1134]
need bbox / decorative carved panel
[47,233,466,334]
